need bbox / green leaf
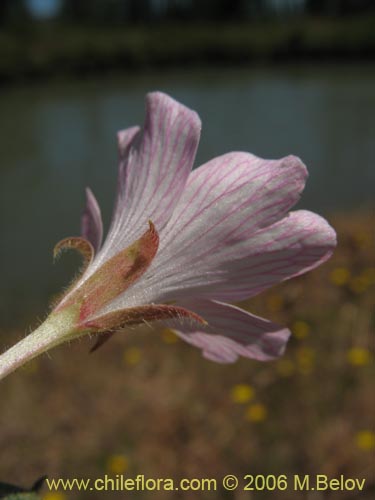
[0,476,45,500]
[2,494,41,500]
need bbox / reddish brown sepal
[61,221,159,321]
[83,304,207,332]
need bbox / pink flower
[56,91,336,362]
[0,92,336,380]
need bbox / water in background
[1,65,374,327]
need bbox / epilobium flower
[0,92,336,380]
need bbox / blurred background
[0,1,374,499]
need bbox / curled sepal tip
[53,236,94,272]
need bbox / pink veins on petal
[54,91,337,363]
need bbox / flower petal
[81,187,103,252]
[114,209,335,308]
[202,209,337,302]
[107,153,335,308]
[171,299,291,363]
[161,151,308,248]
[94,92,201,269]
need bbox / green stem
[0,308,78,381]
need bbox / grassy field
[1,15,375,84]
[0,210,374,499]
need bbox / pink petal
[204,209,337,302]
[109,154,335,308]
[116,125,141,197]
[81,187,103,252]
[94,92,201,269]
[171,299,291,363]
[162,152,308,248]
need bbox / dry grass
[0,210,374,499]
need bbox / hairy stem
[0,308,78,381]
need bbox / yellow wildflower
[161,328,178,344]
[292,320,310,339]
[356,431,375,451]
[43,493,66,500]
[296,347,315,375]
[231,384,254,404]
[246,403,267,422]
[123,347,141,366]
[106,454,129,474]
[347,348,371,366]
[330,267,350,286]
